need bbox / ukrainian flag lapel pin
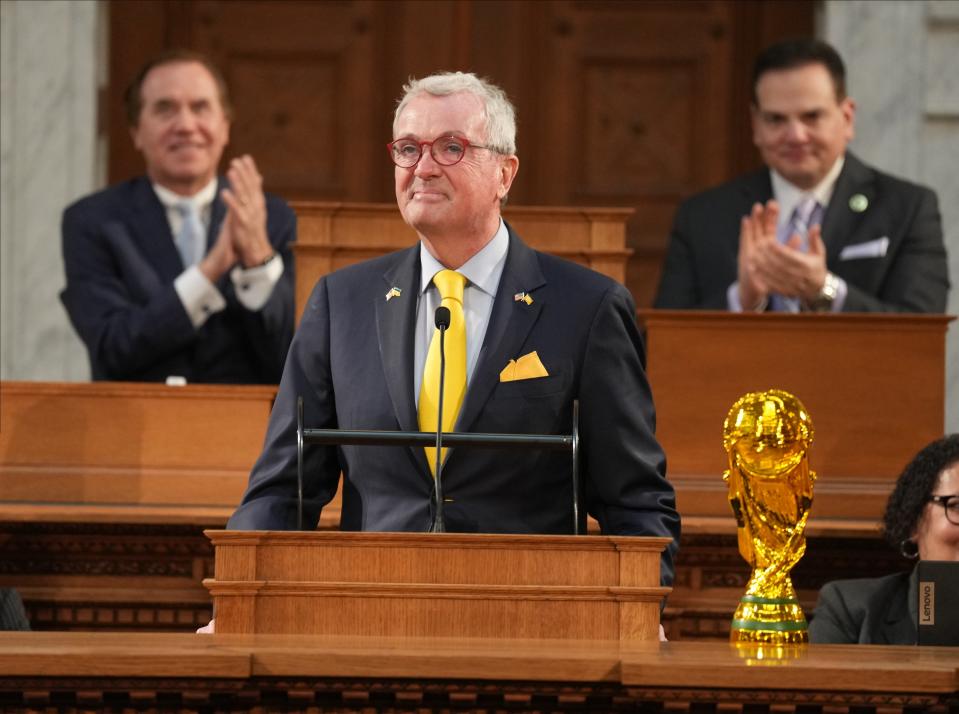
[385,287,402,301]
[513,291,533,305]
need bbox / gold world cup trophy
[723,389,815,644]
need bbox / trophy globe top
[723,389,814,480]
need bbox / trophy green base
[730,594,808,644]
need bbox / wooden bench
[0,381,275,525]
[0,381,277,630]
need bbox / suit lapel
[822,153,876,265]
[454,227,546,436]
[738,168,774,207]
[375,244,427,473]
[879,569,917,644]
[131,177,184,281]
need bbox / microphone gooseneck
[430,306,450,533]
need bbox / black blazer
[61,176,296,383]
[228,226,681,585]
[808,569,916,645]
[654,153,949,312]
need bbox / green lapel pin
[849,193,868,213]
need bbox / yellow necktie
[419,269,467,476]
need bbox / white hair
[392,71,517,155]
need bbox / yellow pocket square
[499,351,549,382]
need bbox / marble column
[823,0,959,434]
[0,0,101,381]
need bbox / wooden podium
[204,530,670,640]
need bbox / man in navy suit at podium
[227,72,680,587]
[61,50,295,384]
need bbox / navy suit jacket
[229,226,681,585]
[61,176,296,383]
[654,153,949,312]
[808,569,916,645]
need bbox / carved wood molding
[1,676,952,713]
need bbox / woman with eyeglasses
[809,434,959,644]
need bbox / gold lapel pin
[385,287,402,301]
[514,292,533,305]
[849,193,868,213]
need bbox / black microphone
[430,306,451,533]
[434,306,451,331]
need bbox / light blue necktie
[769,198,824,312]
[174,201,205,268]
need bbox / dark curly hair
[883,434,959,554]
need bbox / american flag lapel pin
[514,291,533,305]
[385,287,402,301]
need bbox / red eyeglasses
[387,135,495,168]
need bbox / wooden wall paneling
[727,1,817,178]
[373,1,484,203]
[463,0,546,208]
[184,0,380,202]
[107,1,815,302]
[107,0,177,185]
[534,1,735,308]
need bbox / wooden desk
[640,310,952,524]
[1,632,956,712]
[0,381,276,631]
[0,353,926,641]
[639,310,953,639]
[291,201,633,320]
[0,381,276,525]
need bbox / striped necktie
[770,197,824,312]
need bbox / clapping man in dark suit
[654,38,948,313]
[62,50,295,383]
[228,72,679,581]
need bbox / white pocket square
[839,236,889,261]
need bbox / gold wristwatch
[807,271,840,312]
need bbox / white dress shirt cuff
[174,266,227,328]
[727,282,743,312]
[230,253,284,312]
